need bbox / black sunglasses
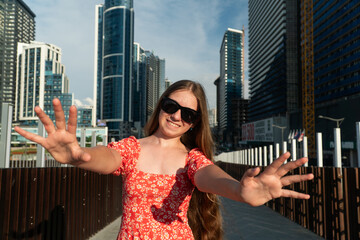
[161,97,200,124]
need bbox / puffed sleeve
[107,136,139,176]
[187,149,214,185]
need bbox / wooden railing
[0,167,122,240]
[217,162,360,240]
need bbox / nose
[171,109,182,121]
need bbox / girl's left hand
[237,152,314,206]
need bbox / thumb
[244,167,261,178]
[79,151,91,162]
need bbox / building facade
[144,50,165,121]
[15,41,73,124]
[313,0,360,105]
[218,28,245,144]
[77,106,94,127]
[0,0,35,111]
[94,0,134,140]
[133,42,147,129]
[248,0,300,121]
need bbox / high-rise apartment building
[0,0,35,110]
[219,28,245,138]
[144,51,165,121]
[313,0,360,104]
[248,0,300,121]
[94,0,134,140]
[133,42,147,128]
[16,41,73,124]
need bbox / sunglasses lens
[161,98,179,114]
[161,97,199,124]
[181,110,197,123]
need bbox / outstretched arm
[194,152,314,206]
[14,98,121,174]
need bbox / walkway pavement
[89,197,324,240]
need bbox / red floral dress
[108,136,213,240]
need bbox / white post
[245,149,249,165]
[275,143,280,159]
[255,148,258,166]
[259,147,262,166]
[251,148,254,166]
[0,103,13,168]
[269,145,273,164]
[303,136,308,167]
[291,139,297,161]
[317,132,323,167]
[80,128,86,147]
[282,141,287,154]
[91,131,97,147]
[36,121,45,168]
[356,122,360,167]
[263,146,267,166]
[334,128,342,168]
[103,134,108,146]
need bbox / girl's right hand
[14,98,91,165]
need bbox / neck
[150,131,183,148]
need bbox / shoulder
[107,136,139,155]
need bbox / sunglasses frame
[161,97,200,124]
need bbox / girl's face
[157,90,198,139]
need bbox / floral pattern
[108,136,213,240]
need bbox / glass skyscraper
[248,0,300,121]
[16,42,73,124]
[219,28,245,134]
[94,0,134,140]
[0,0,35,111]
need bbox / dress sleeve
[107,136,139,176]
[187,149,214,185]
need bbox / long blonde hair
[144,80,223,240]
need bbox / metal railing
[0,167,123,240]
[216,162,360,240]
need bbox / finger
[53,98,66,130]
[276,157,308,177]
[67,105,78,134]
[242,167,261,180]
[34,106,56,134]
[263,152,290,175]
[281,173,314,187]
[14,126,47,147]
[281,189,310,200]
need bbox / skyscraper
[0,0,35,110]
[94,0,134,140]
[248,0,300,121]
[133,42,147,128]
[219,28,245,140]
[144,50,166,121]
[313,0,360,104]
[16,41,73,124]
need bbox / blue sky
[25,0,249,109]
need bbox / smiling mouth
[167,119,180,127]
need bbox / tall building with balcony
[15,41,73,124]
[219,28,245,143]
[94,0,134,140]
[0,0,35,111]
[248,0,300,121]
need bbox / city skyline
[25,0,249,109]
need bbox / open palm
[238,152,313,206]
[14,99,90,164]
